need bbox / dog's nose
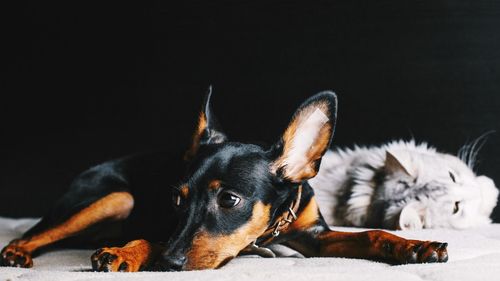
[162,255,186,271]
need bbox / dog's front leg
[284,229,448,264]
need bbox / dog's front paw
[398,241,448,264]
[91,240,153,272]
[91,248,137,272]
[0,243,33,268]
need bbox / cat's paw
[0,243,33,268]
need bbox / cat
[309,139,499,230]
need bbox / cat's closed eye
[453,201,460,214]
[449,171,456,183]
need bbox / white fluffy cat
[309,140,499,230]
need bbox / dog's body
[1,90,448,271]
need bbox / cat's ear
[270,91,337,183]
[385,151,412,177]
[398,203,425,230]
[184,86,227,161]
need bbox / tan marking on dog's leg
[1,192,134,267]
[312,230,448,264]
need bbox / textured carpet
[1,217,499,281]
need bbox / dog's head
[159,88,337,271]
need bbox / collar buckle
[265,185,303,240]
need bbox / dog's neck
[253,184,304,247]
[240,184,303,258]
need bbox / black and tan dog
[0,89,448,271]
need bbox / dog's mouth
[181,202,271,270]
[183,232,254,270]
[183,250,236,271]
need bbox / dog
[0,88,448,271]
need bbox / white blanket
[1,217,499,281]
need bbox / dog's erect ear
[184,86,227,161]
[270,91,337,183]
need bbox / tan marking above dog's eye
[208,180,222,190]
[180,185,189,198]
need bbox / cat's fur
[309,140,499,230]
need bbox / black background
[1,1,499,221]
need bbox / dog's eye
[218,192,241,208]
[453,201,460,214]
[449,171,456,183]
